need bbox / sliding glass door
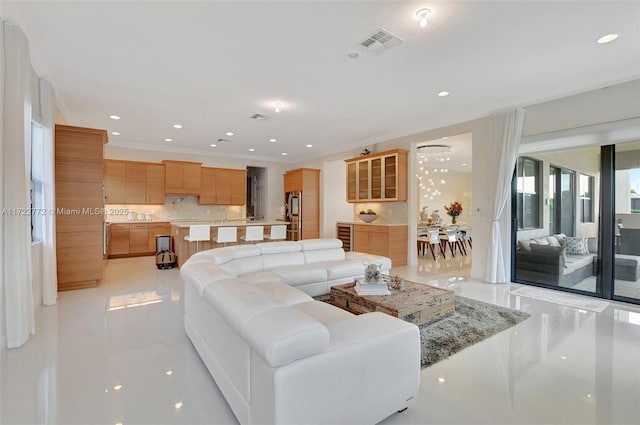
[513,142,640,305]
[614,142,640,303]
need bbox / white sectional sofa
[180,239,421,424]
[184,238,392,297]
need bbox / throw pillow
[565,237,590,255]
[545,236,561,247]
[533,238,550,246]
[530,244,568,267]
[553,233,567,245]
[587,237,598,253]
[518,240,533,252]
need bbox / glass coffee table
[329,279,454,326]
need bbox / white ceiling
[3,0,639,163]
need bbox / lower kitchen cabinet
[353,224,408,266]
[108,222,170,258]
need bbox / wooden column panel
[145,164,165,204]
[125,162,146,204]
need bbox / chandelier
[416,144,450,200]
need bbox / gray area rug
[315,294,530,368]
[419,296,529,368]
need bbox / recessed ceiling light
[165,370,173,375]
[442,137,449,140]
[281,152,288,156]
[346,51,361,60]
[416,8,431,28]
[174,402,183,409]
[437,91,450,97]
[597,33,618,44]
[225,132,234,136]
[164,138,173,142]
[269,138,277,143]
[113,385,122,391]
[248,148,255,152]
[437,377,446,383]
[306,144,313,148]
[209,144,216,147]
[109,115,120,120]
[173,124,182,129]
[111,131,120,136]
[461,163,468,166]
[273,102,283,113]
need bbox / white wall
[105,145,289,221]
[320,160,352,238]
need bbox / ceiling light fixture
[111,132,120,136]
[209,144,216,147]
[269,138,277,143]
[225,132,234,136]
[164,138,173,142]
[281,152,288,156]
[597,33,618,44]
[273,102,283,113]
[417,144,451,200]
[416,8,431,28]
[248,148,255,152]
[346,51,361,60]
[438,91,450,97]
[306,144,313,148]
[173,124,182,129]
[109,115,120,120]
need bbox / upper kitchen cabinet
[104,160,165,204]
[163,160,201,195]
[199,167,246,205]
[344,149,407,202]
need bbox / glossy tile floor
[2,253,640,425]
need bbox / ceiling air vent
[249,113,271,120]
[360,28,403,53]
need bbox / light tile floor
[2,254,640,425]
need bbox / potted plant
[358,208,379,223]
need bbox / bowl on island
[358,213,379,223]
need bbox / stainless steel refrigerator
[285,191,301,240]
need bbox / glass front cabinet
[345,149,408,202]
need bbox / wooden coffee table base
[329,280,455,326]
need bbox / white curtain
[483,108,526,283]
[2,21,35,348]
[39,79,58,306]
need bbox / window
[31,122,44,242]
[516,157,541,229]
[580,174,594,223]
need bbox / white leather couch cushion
[300,238,343,251]
[241,271,281,285]
[230,245,262,259]
[272,265,328,286]
[191,247,235,266]
[257,241,302,255]
[261,252,305,270]
[244,306,330,367]
[346,251,392,271]
[294,300,354,326]
[203,279,283,335]
[303,247,346,264]
[252,281,312,306]
[179,261,234,296]
[220,257,264,277]
[313,259,365,280]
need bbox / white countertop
[170,219,289,228]
[106,219,170,224]
[337,221,408,226]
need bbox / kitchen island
[171,220,289,267]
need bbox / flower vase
[451,216,457,225]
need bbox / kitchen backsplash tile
[106,195,246,222]
[352,202,408,224]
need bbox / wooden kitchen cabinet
[284,168,320,239]
[108,222,170,257]
[55,125,107,291]
[353,224,408,266]
[163,160,201,195]
[105,160,165,204]
[199,167,246,205]
[109,224,131,256]
[344,149,407,202]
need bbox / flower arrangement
[444,201,463,224]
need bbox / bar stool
[184,224,211,253]
[241,225,264,244]
[264,224,287,241]
[213,226,237,247]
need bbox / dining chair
[459,228,472,251]
[441,228,466,257]
[264,224,287,241]
[213,226,238,247]
[241,225,264,244]
[184,224,211,253]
